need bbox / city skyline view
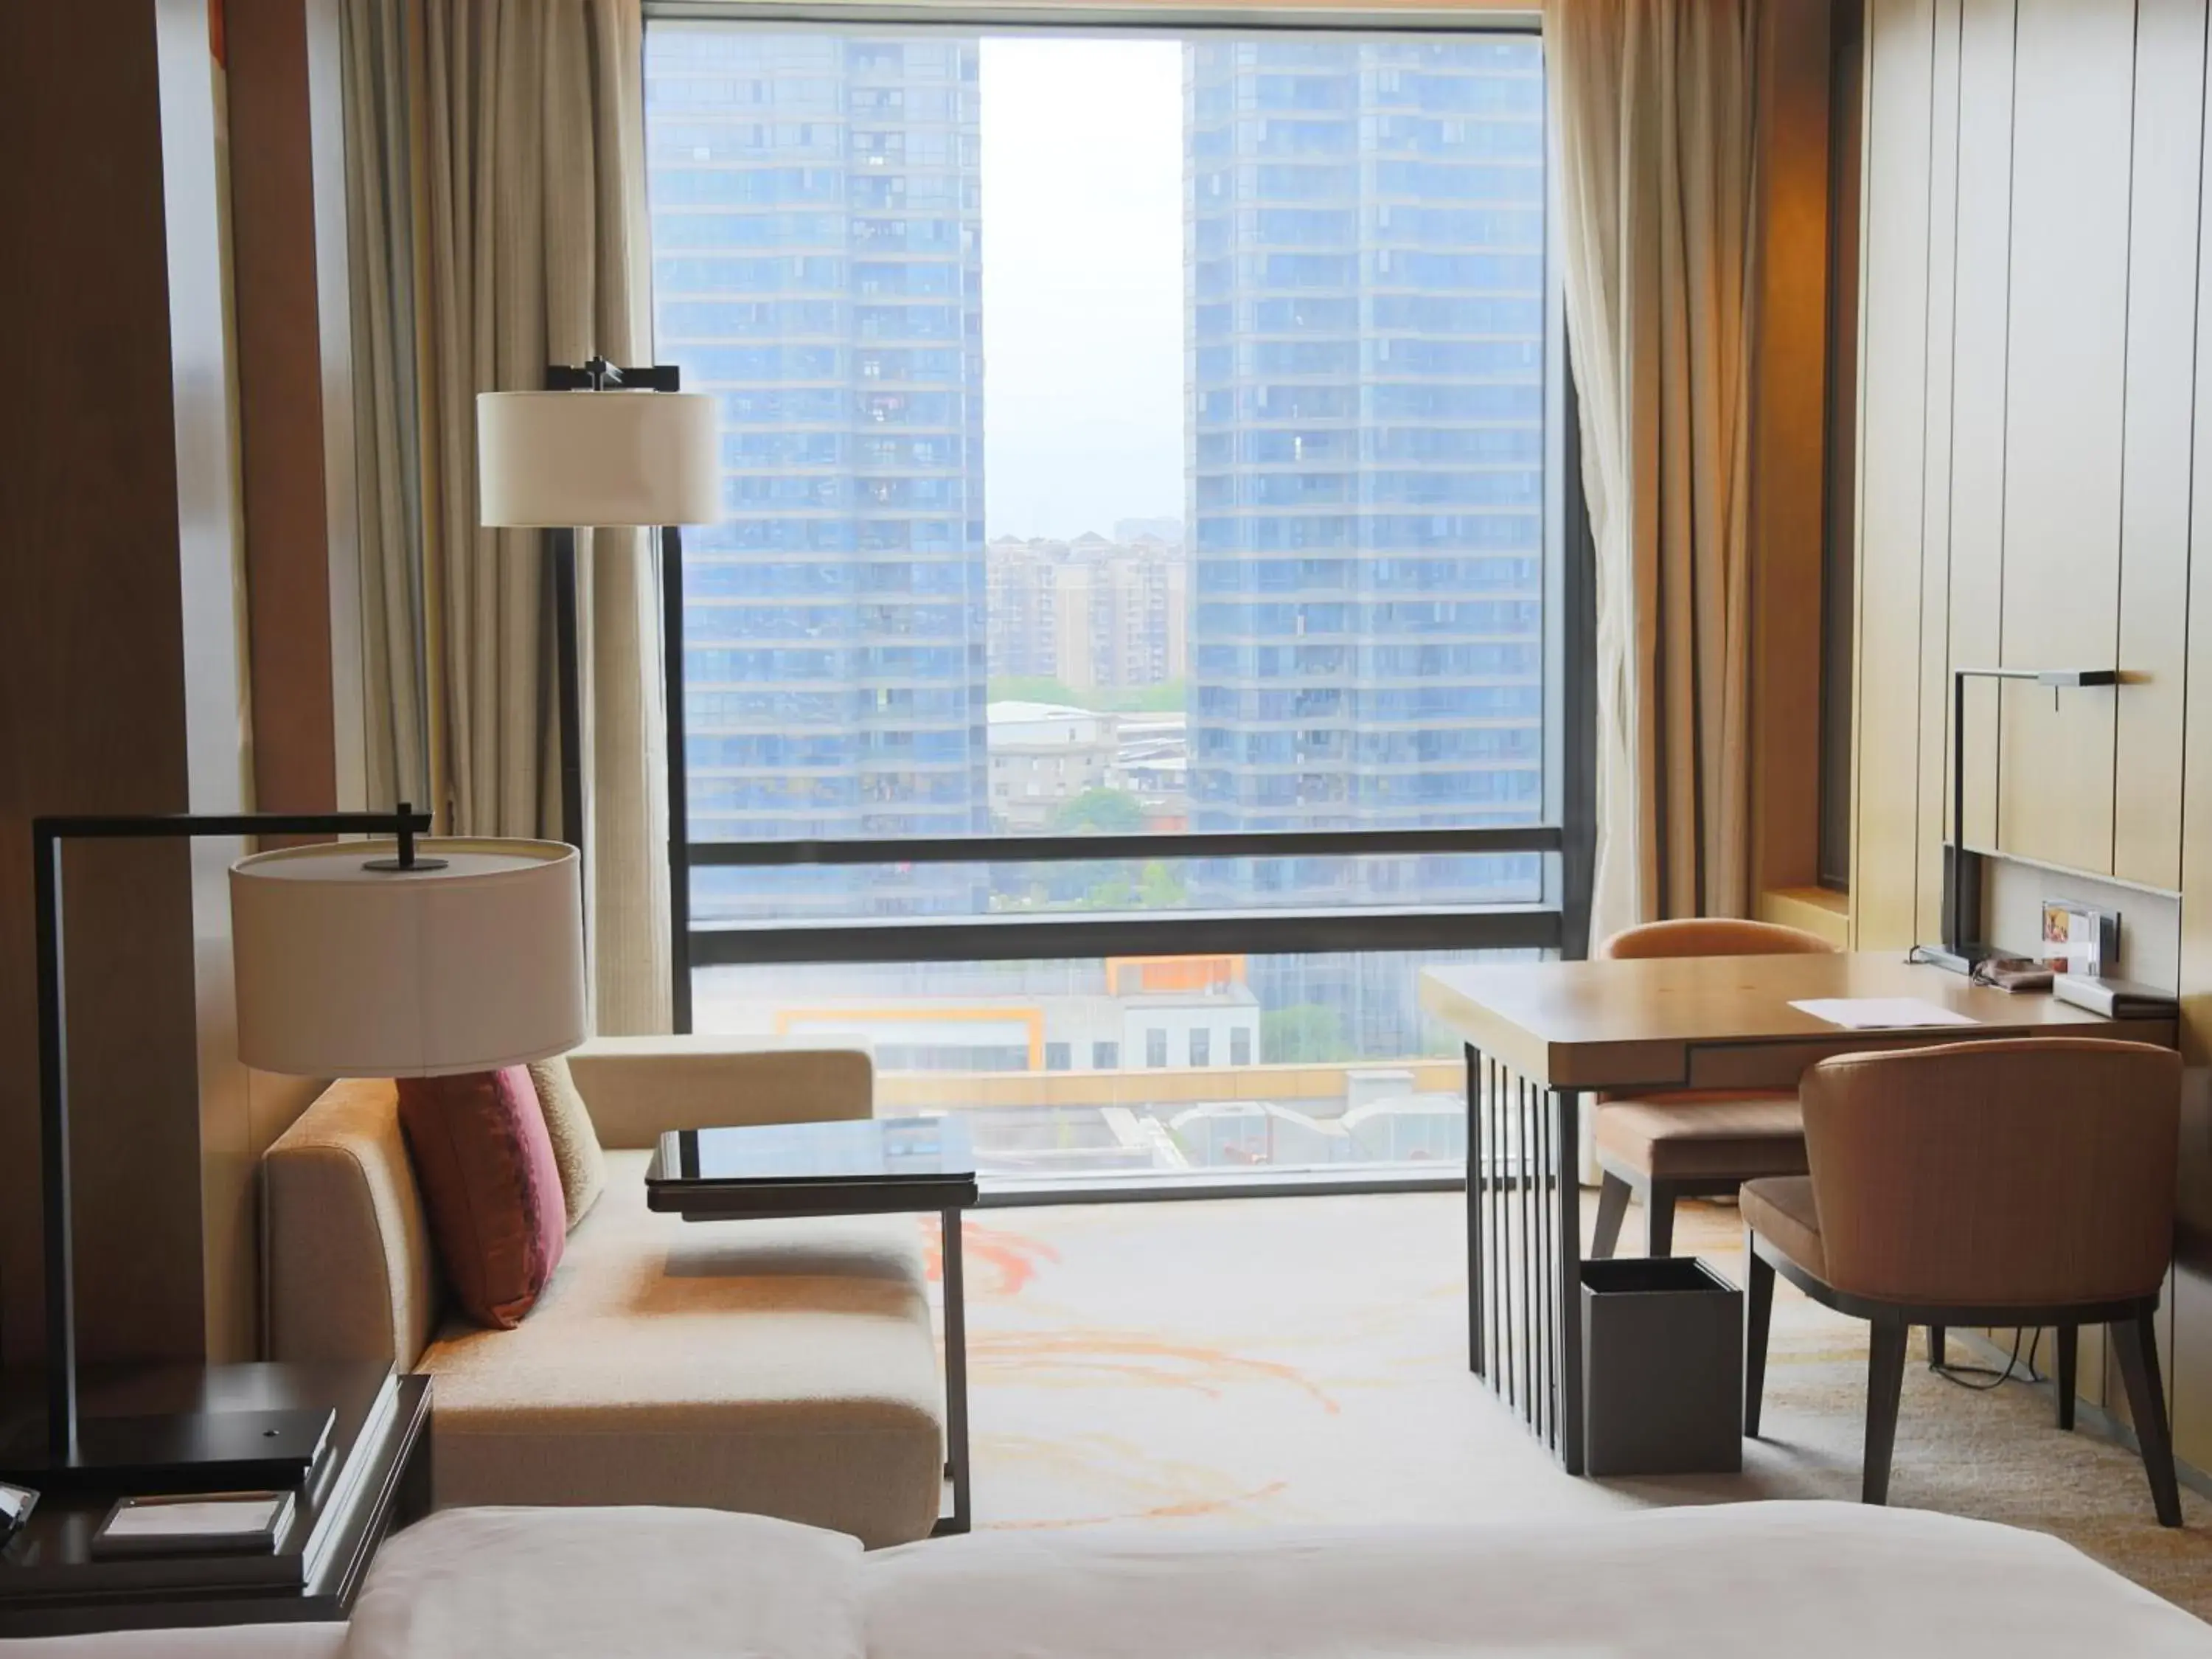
[643,22,1548,1174]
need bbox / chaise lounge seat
[261,1037,945,1548]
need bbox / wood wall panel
[229,0,339,824]
[1748,0,1834,900]
[1850,0,1938,950]
[2115,0,2208,893]
[1993,0,2133,875]
[1855,0,2212,1450]
[2175,0,2212,1474]
[1947,0,2015,857]
[1911,0,1964,948]
[0,1,220,1369]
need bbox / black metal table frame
[1464,1043,1585,1474]
[654,1180,974,1536]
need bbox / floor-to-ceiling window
[643,16,1584,1194]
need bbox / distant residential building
[1113,516,1184,546]
[1185,35,1547,869]
[748,952,1259,1073]
[986,534,1188,693]
[645,29,987,921]
[987,700,1121,832]
[1111,711,1189,829]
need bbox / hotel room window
[646,20,1581,1193]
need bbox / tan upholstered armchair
[1590,917,1836,1259]
[1742,1037,2183,1524]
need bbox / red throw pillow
[397,1067,567,1329]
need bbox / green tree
[1262,1004,1354,1063]
[1138,860,1186,908]
[1085,876,1136,910]
[989,675,1088,708]
[987,676,1189,715]
[1052,788,1146,835]
[1109,678,1186,713]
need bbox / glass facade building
[643,23,1564,1180]
[646,30,988,920]
[1185,38,1548,901]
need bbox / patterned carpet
[928,1192,2212,1618]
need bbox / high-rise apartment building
[1185,37,1547,894]
[987,534,1189,694]
[646,29,987,919]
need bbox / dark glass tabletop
[647,1115,975,1189]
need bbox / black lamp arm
[27,799,434,1463]
[543,358,682,394]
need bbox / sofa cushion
[415,1151,945,1548]
[398,1068,566,1329]
[528,1054,608,1228]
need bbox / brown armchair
[1590,918,1837,1259]
[1742,1038,2183,1524]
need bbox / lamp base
[1914,942,1997,976]
[0,1408,334,1494]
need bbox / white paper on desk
[1790,997,1978,1030]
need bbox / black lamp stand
[540,357,693,1034]
[2,804,434,1492]
[1919,667,2119,975]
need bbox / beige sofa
[260,1037,945,1548]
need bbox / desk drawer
[1684,1036,1941,1091]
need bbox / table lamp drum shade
[477,389,720,527]
[231,840,586,1078]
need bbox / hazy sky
[979,38,1185,542]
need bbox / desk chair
[1742,1038,2183,1524]
[1590,918,1837,1259]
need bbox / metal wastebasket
[1581,1256,1743,1476]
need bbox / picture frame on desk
[2041,899,2120,977]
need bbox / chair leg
[1591,1172,1631,1261]
[2111,1311,2183,1528]
[1927,1324,1945,1370]
[2055,1324,2078,1432]
[1745,1230,1774,1437]
[1644,1180,1678,1259]
[1863,1318,1909,1507]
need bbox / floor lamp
[5,810,583,1490]
[1918,665,2121,975]
[477,358,718,1032]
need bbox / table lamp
[476,358,716,1032]
[5,807,583,1490]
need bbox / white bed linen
[866,1503,2212,1658]
[5,1501,2207,1657]
[344,1507,865,1659]
[0,1629,341,1658]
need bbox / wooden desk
[1418,952,2178,1475]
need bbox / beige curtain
[1547,0,1759,940]
[341,0,430,811]
[342,0,672,1034]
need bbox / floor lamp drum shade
[477,389,720,527]
[231,839,586,1078]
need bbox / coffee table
[644,1115,979,1534]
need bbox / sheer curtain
[1548,0,1760,940]
[341,0,671,1033]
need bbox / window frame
[643,8,1597,1197]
